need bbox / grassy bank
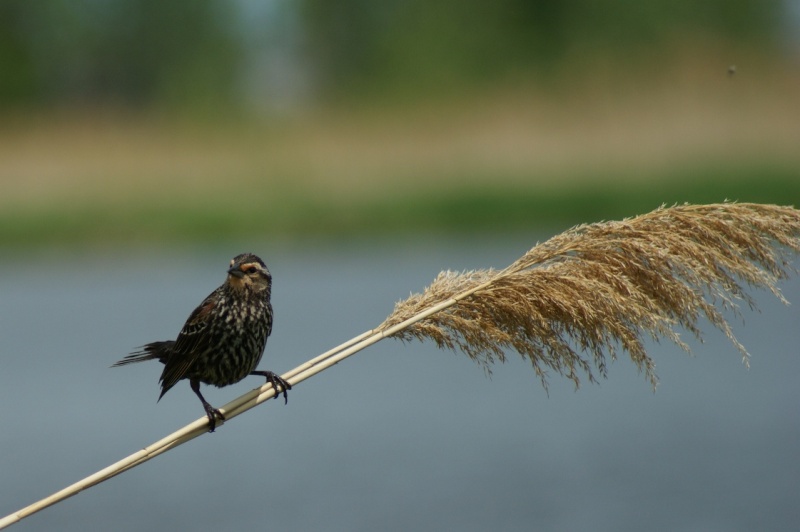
[2,160,797,248]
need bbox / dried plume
[380,202,800,389]
[3,202,799,529]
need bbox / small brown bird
[113,253,291,431]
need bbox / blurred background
[1,0,799,244]
[1,1,799,531]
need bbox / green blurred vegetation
[0,0,787,108]
[0,0,243,111]
[299,0,783,99]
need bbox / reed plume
[2,201,798,529]
[381,202,799,388]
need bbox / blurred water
[0,235,798,532]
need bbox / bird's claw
[252,370,292,404]
[204,405,226,432]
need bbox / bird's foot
[203,404,226,432]
[251,370,292,404]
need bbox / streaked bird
[113,253,290,431]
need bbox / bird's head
[225,253,271,294]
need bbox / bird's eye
[246,266,258,274]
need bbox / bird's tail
[111,341,175,367]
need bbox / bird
[112,253,291,431]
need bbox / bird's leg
[190,379,224,432]
[250,370,292,404]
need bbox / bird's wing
[158,290,219,398]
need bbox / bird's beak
[227,265,245,278]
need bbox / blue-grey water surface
[1,235,798,531]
